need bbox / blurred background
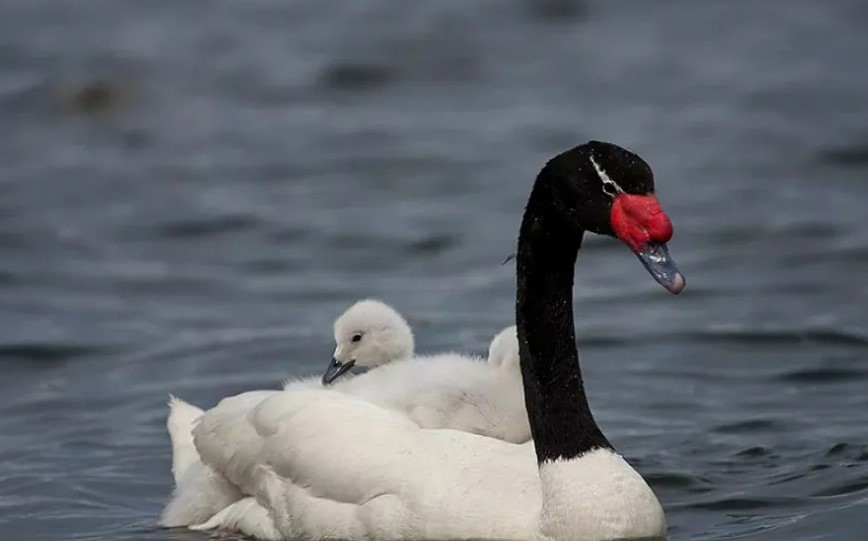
[1,1,867,540]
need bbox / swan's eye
[589,154,622,199]
[601,181,618,198]
[351,334,362,343]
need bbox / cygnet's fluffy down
[334,324,527,443]
[297,304,526,442]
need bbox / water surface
[1,1,867,540]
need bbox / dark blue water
[1,1,867,540]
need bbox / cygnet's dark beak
[322,358,356,385]
[634,242,685,294]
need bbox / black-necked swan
[176,141,685,541]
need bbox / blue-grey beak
[634,242,685,294]
[322,358,356,385]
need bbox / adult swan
[189,141,685,541]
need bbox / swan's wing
[192,386,417,501]
[253,390,423,501]
[196,388,541,540]
[193,389,278,495]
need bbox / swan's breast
[537,448,665,541]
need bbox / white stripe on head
[589,155,624,198]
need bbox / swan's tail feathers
[160,461,243,528]
[190,497,281,540]
[167,394,204,484]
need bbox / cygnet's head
[322,299,415,385]
[487,325,519,369]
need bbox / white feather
[190,389,663,540]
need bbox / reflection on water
[1,1,867,540]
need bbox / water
[1,1,867,539]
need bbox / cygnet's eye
[351,333,362,343]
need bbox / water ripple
[1,1,867,540]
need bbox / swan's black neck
[516,174,613,464]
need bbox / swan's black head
[534,141,685,293]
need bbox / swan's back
[197,388,542,540]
